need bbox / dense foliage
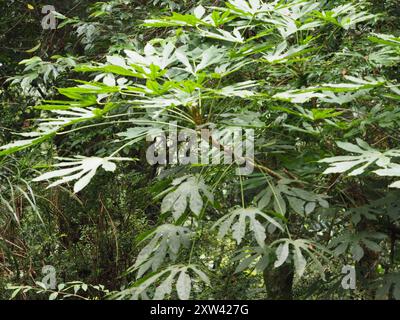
[1,0,400,300]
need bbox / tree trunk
[263,263,294,300]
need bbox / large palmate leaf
[213,207,283,247]
[0,105,102,157]
[210,80,258,98]
[313,3,376,30]
[273,238,331,278]
[329,231,386,261]
[262,41,311,64]
[273,76,385,104]
[248,177,329,216]
[131,224,193,278]
[319,139,400,177]
[114,264,209,300]
[160,175,214,220]
[33,156,131,193]
[0,131,55,157]
[76,42,177,79]
[232,246,274,274]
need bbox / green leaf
[176,270,191,300]
[274,242,289,268]
[319,140,399,176]
[213,207,283,247]
[133,224,192,277]
[161,175,213,220]
[33,156,131,193]
[49,292,58,300]
[293,246,307,277]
